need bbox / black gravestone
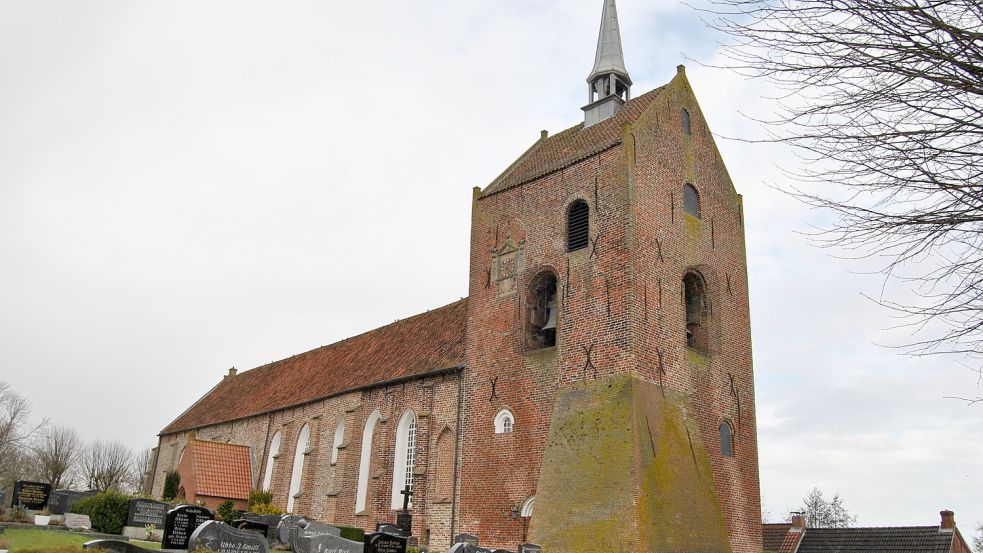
[276,515,309,545]
[454,534,479,546]
[364,532,407,553]
[306,532,364,553]
[161,505,214,550]
[377,524,402,536]
[49,490,96,516]
[395,513,412,537]
[83,540,157,553]
[12,481,51,510]
[235,513,282,544]
[0,490,6,507]
[127,498,169,528]
[189,520,269,553]
[448,544,491,553]
[518,544,541,553]
[290,521,341,553]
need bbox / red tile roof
[764,524,795,553]
[481,86,667,197]
[161,299,468,435]
[190,439,253,500]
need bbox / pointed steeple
[582,0,633,127]
[587,0,632,84]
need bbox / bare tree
[81,440,135,492]
[973,522,982,553]
[132,447,155,495]
[789,487,857,528]
[33,425,81,490]
[0,382,45,491]
[699,0,983,393]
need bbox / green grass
[0,528,160,552]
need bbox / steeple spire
[582,0,632,127]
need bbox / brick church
[148,1,762,551]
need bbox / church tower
[459,1,761,552]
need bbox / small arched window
[683,184,700,218]
[330,418,345,465]
[355,409,382,513]
[527,272,558,349]
[391,410,418,510]
[567,200,590,252]
[261,430,281,491]
[287,423,311,512]
[683,271,709,351]
[494,409,515,434]
[720,421,734,457]
[682,109,692,135]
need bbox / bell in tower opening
[528,272,558,349]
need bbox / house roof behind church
[161,299,468,435]
[763,524,795,553]
[189,438,252,500]
[481,85,665,197]
[796,526,955,553]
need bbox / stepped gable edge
[481,85,666,197]
[160,298,468,435]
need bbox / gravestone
[127,498,169,528]
[518,544,541,553]
[289,520,341,553]
[377,524,402,536]
[161,505,214,550]
[0,490,6,507]
[12,481,51,510]
[395,513,412,537]
[364,532,407,553]
[49,490,96,515]
[306,532,364,553]
[235,513,282,544]
[65,513,92,530]
[454,534,479,546]
[448,544,491,553]
[83,540,157,553]
[189,520,269,553]
[276,515,309,545]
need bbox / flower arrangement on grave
[145,524,157,540]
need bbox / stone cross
[400,485,413,511]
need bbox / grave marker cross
[400,485,413,511]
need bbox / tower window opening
[683,184,700,218]
[682,109,692,135]
[683,272,709,351]
[568,200,590,252]
[527,272,558,349]
[720,421,735,457]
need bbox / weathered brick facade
[152,36,760,553]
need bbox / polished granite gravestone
[12,481,51,510]
[127,498,169,528]
[517,544,541,553]
[289,520,342,553]
[377,525,402,537]
[84,540,156,553]
[189,520,269,553]
[364,532,407,553]
[448,544,492,553]
[305,532,364,553]
[454,534,480,546]
[234,513,282,544]
[276,515,309,545]
[161,505,214,550]
[48,490,96,515]
[65,513,92,530]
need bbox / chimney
[940,510,955,529]
[791,513,807,530]
[226,367,237,379]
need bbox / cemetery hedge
[70,491,129,535]
[335,525,364,543]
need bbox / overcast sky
[1,0,980,532]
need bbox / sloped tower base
[528,375,733,553]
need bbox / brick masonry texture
[151,69,761,553]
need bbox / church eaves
[159,299,468,435]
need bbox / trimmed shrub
[249,502,283,516]
[217,500,240,524]
[336,526,364,543]
[71,491,129,535]
[162,471,180,501]
[247,490,273,511]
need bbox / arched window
[682,109,692,135]
[683,271,709,351]
[494,409,515,434]
[683,184,700,218]
[527,272,558,349]
[567,200,590,252]
[720,421,735,457]
[355,409,382,513]
[521,496,535,518]
[391,410,418,509]
[261,431,281,491]
[286,424,311,513]
[330,419,345,465]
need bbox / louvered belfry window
[567,200,590,252]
